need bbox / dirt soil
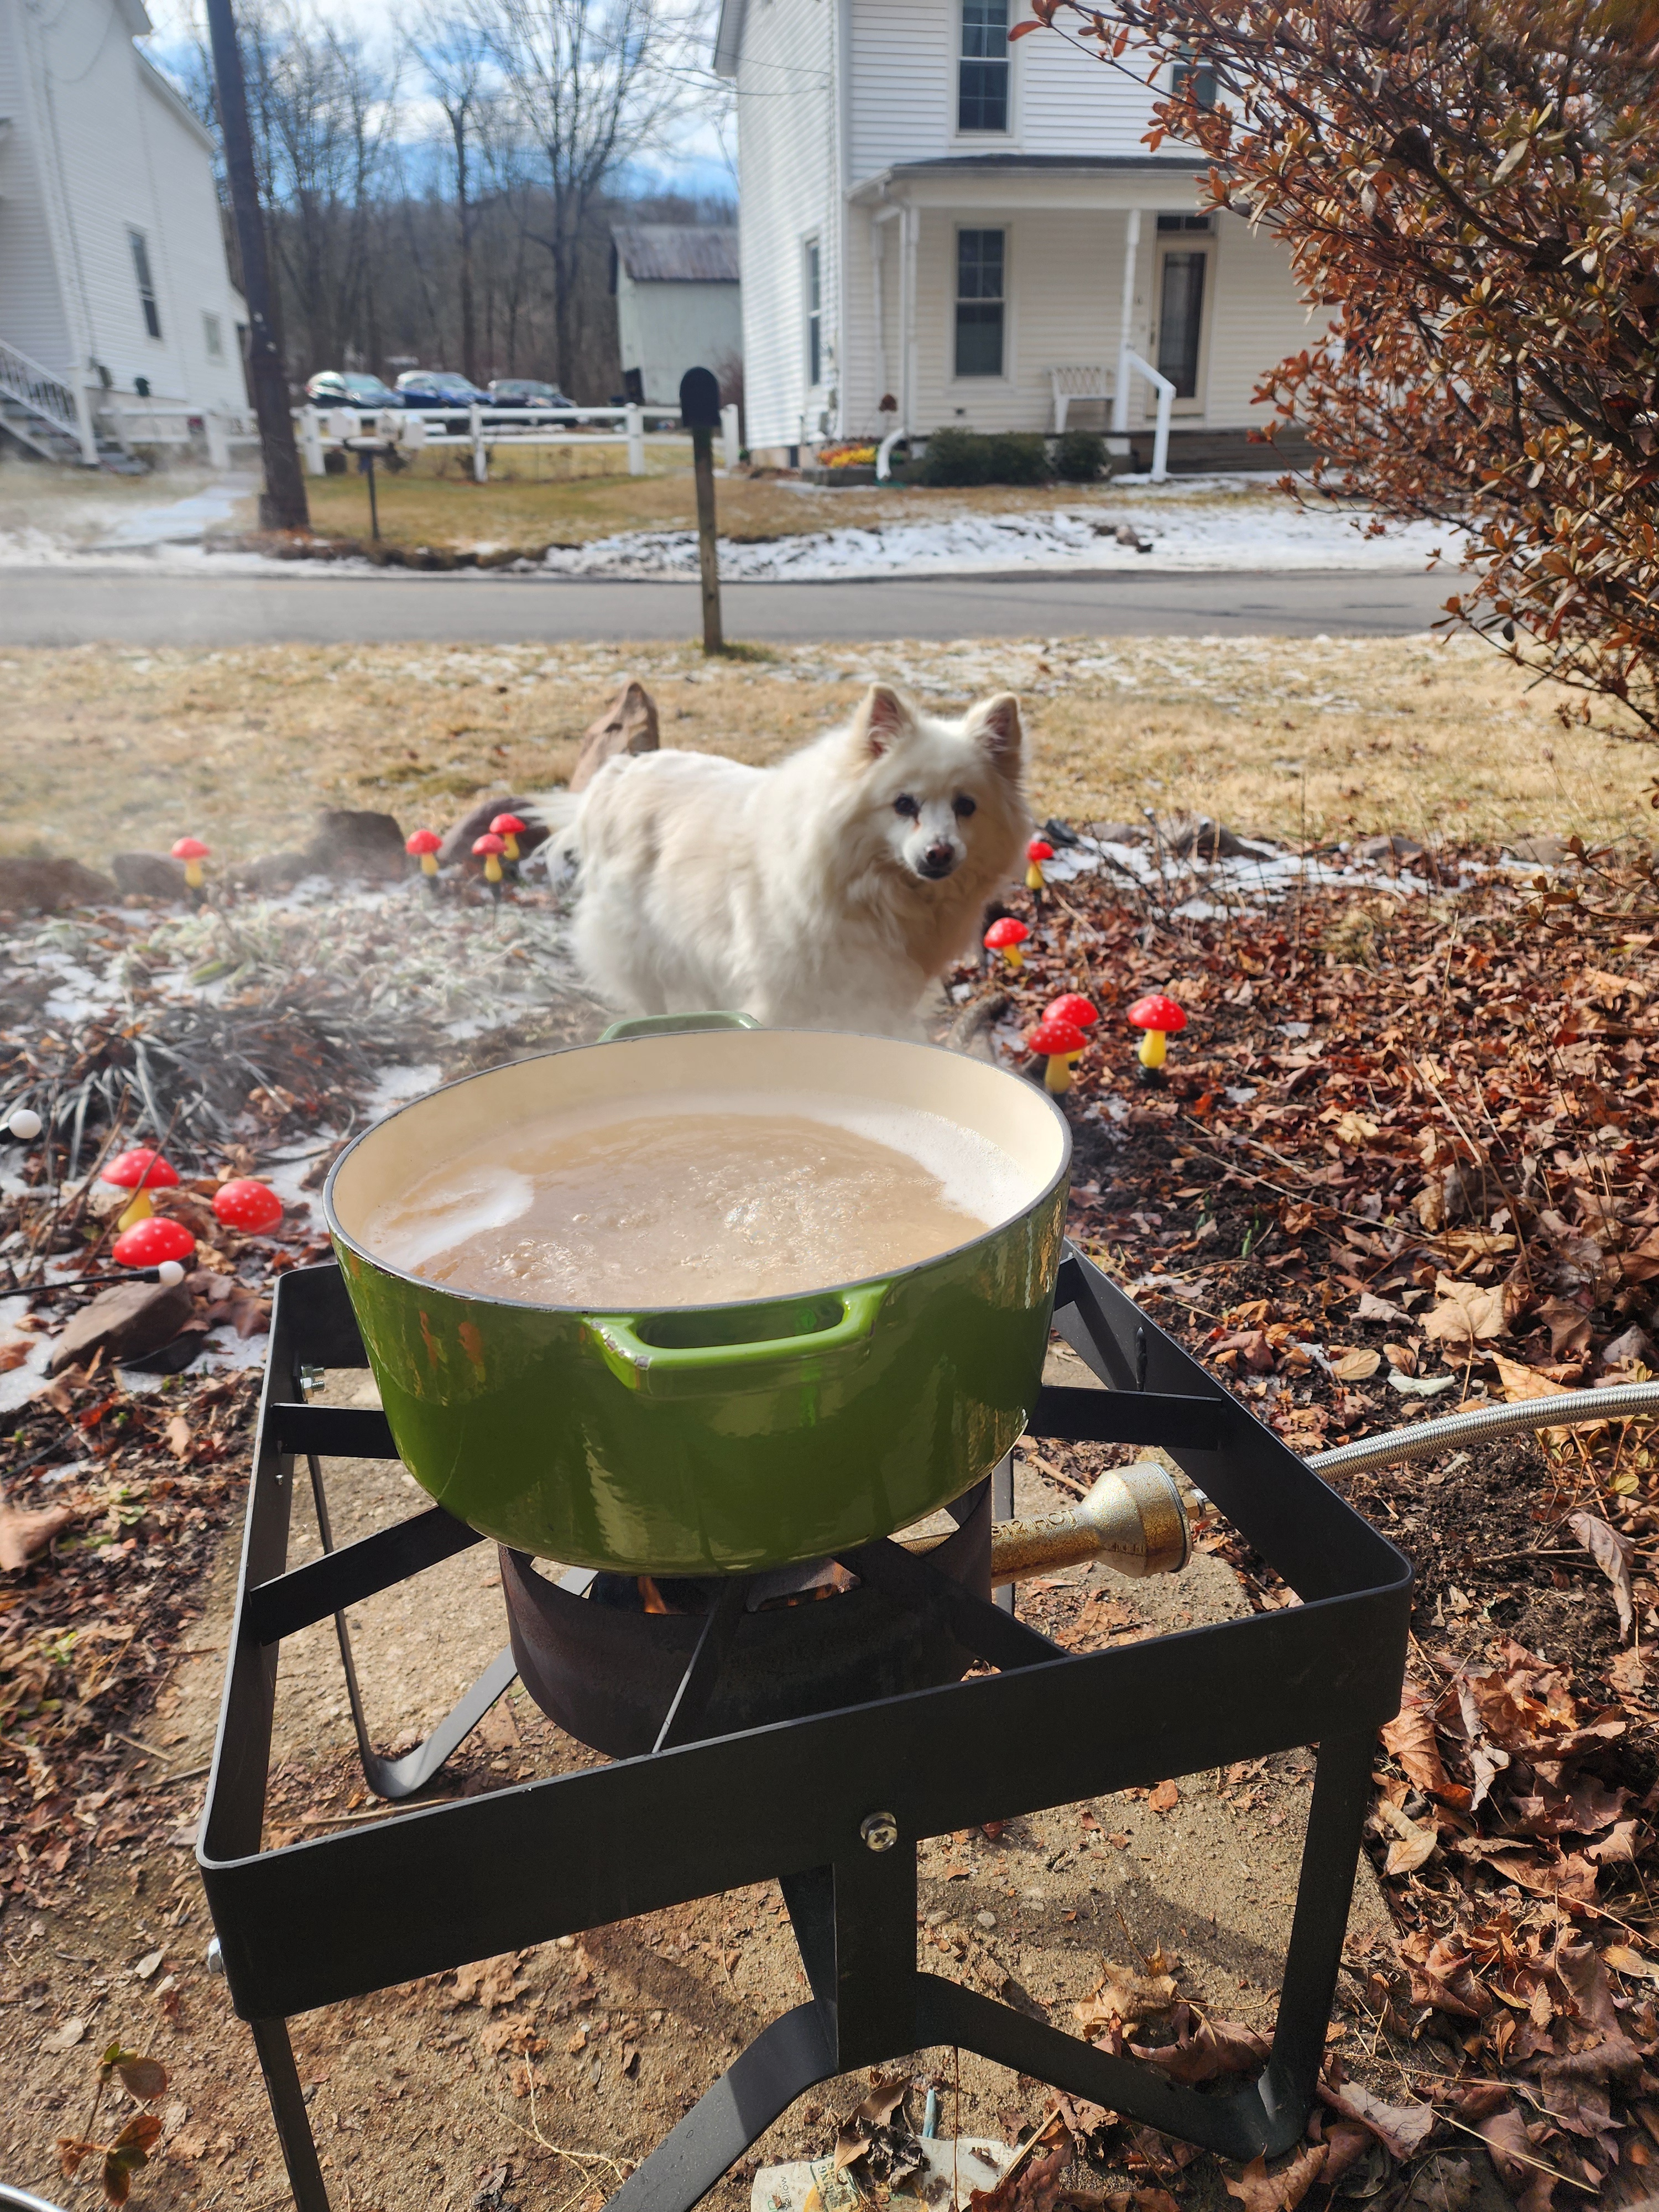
[1,1347,1414,2212]
[2,631,1646,874]
[7,805,1659,2212]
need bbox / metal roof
[609,227,740,285]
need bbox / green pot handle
[598,1010,760,1043]
[586,1282,888,1397]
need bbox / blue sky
[140,0,736,201]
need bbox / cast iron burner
[197,1253,1411,2212]
[503,1498,990,1756]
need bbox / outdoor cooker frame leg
[196,1254,1411,2212]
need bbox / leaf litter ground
[4,831,1659,2212]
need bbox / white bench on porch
[1049,358,1175,480]
[1050,366,1113,434]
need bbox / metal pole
[203,0,309,533]
[364,448,379,541]
[692,424,723,655]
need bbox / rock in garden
[0,856,117,912]
[305,809,406,881]
[1160,815,1264,860]
[1506,832,1572,865]
[438,796,549,871]
[570,677,660,794]
[1354,833,1425,863]
[48,1280,195,1373]
[232,850,314,892]
[111,851,187,899]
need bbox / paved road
[2,565,1451,646]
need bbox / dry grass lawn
[3,632,1652,875]
[273,453,1285,551]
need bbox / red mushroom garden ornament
[102,1146,180,1231]
[213,1178,283,1234]
[1028,1014,1087,1095]
[491,812,526,865]
[984,917,1030,971]
[1126,992,1188,1081]
[406,828,442,886]
[1045,994,1099,1066]
[1026,837,1055,891]
[172,836,209,904]
[112,1217,195,1270]
[473,832,506,896]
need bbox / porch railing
[0,337,90,461]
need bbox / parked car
[305,371,403,413]
[488,379,573,412]
[393,370,495,429]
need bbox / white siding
[1199,211,1313,426]
[848,0,952,180]
[134,60,249,414]
[615,272,744,406]
[911,207,1134,434]
[0,0,247,420]
[0,1,77,373]
[735,0,839,450]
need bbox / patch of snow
[539,498,1463,581]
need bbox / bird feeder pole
[204,0,310,533]
[680,368,724,655]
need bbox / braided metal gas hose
[1307,1379,1659,1479]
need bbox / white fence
[95,403,260,469]
[293,401,741,482]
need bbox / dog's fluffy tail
[524,789,585,878]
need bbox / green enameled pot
[324,1018,1071,1575]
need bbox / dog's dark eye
[893,793,920,818]
[953,794,977,818]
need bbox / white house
[610,225,743,409]
[0,0,251,466]
[713,0,1319,470]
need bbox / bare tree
[409,13,493,384]
[468,0,699,388]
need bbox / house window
[1170,52,1217,109]
[1156,248,1207,398]
[805,239,822,387]
[954,228,1005,378]
[958,0,1009,132]
[129,231,160,340]
[202,312,224,360]
[1156,212,1214,233]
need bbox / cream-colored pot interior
[330,1026,1068,1305]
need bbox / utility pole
[680,367,724,655]
[204,0,309,532]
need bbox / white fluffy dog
[543,684,1029,1035]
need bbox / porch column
[1110,207,1141,450]
[872,206,900,406]
[901,203,919,432]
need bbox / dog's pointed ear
[965,693,1023,773]
[851,684,915,760]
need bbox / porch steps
[0,338,138,470]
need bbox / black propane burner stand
[197,1251,1410,2212]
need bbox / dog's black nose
[918,843,956,878]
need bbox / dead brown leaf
[1567,1509,1637,1640]
[1222,2144,1327,2212]
[1147,1779,1180,1813]
[0,1501,74,1571]
[1422,1276,1507,1349]
[1381,1687,1450,1795]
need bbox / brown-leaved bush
[1016,0,1659,733]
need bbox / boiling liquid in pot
[362,1094,1027,1306]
